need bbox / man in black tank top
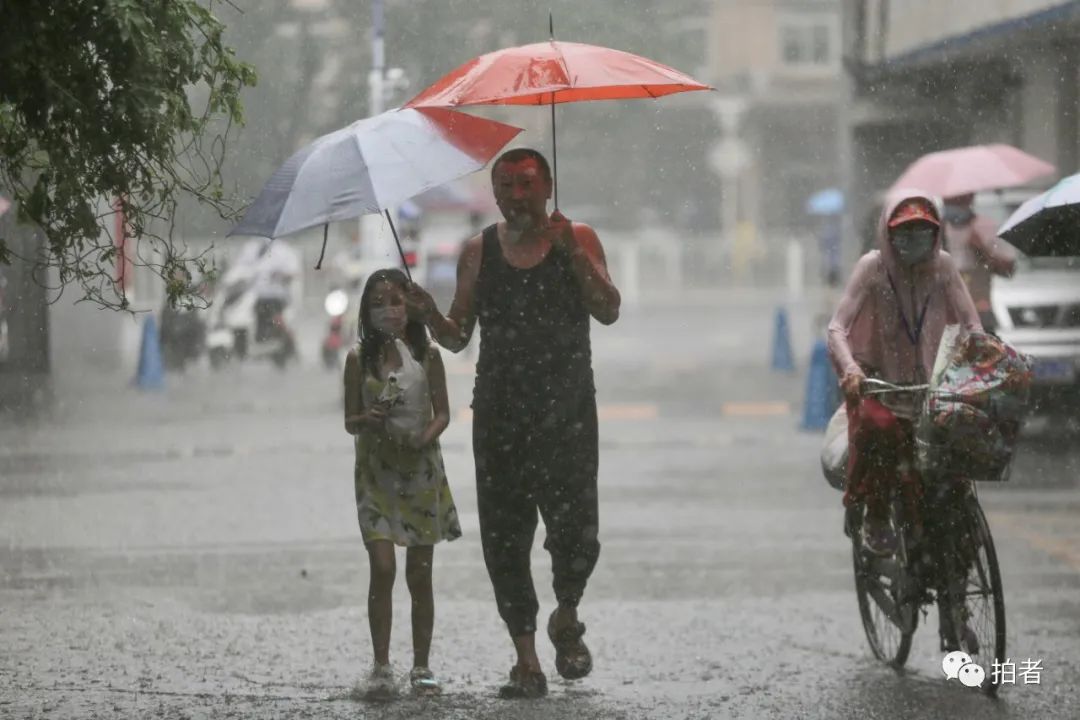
[406,148,621,698]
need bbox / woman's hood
[876,188,945,270]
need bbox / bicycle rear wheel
[943,496,1007,694]
[852,510,917,667]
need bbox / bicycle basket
[916,400,1013,480]
[916,331,1033,482]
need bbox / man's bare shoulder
[570,220,598,236]
[456,231,486,286]
[570,221,603,251]
[460,232,485,262]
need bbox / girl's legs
[405,545,435,668]
[366,540,396,666]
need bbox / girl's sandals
[547,610,593,680]
[357,662,398,702]
[409,666,442,696]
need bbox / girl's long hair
[357,268,428,380]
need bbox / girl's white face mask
[370,305,406,336]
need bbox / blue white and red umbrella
[229,107,522,270]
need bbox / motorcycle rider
[232,237,301,361]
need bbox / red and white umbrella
[229,107,522,271]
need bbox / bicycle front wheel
[852,530,916,667]
[944,496,1007,695]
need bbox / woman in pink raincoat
[827,190,982,560]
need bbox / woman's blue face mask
[890,226,937,266]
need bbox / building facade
[707,0,843,251]
[841,0,1080,257]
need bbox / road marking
[989,511,1080,574]
[456,403,659,423]
[649,358,703,373]
[599,403,658,421]
[721,401,791,417]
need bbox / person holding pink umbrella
[890,144,1054,331]
[941,193,1017,331]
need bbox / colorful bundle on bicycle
[916,332,1033,480]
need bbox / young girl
[343,268,461,698]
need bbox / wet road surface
[2,289,1078,719]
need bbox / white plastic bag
[820,404,848,491]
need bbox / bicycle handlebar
[861,379,930,396]
[860,379,973,407]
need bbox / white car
[990,256,1080,416]
[973,190,1080,417]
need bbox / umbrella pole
[549,11,558,210]
[551,101,558,210]
[385,209,412,281]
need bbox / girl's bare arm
[344,349,385,434]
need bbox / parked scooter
[206,263,297,370]
[160,271,209,372]
[160,303,207,372]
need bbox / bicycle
[847,379,1007,695]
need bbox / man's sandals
[547,610,593,680]
[498,665,548,699]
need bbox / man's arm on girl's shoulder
[425,235,482,352]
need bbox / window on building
[779,17,835,67]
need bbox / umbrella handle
[315,224,329,270]
[385,209,412,282]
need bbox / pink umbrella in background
[890,144,1055,198]
[0,195,10,218]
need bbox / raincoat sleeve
[971,217,1017,277]
[827,253,877,379]
[943,254,984,333]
